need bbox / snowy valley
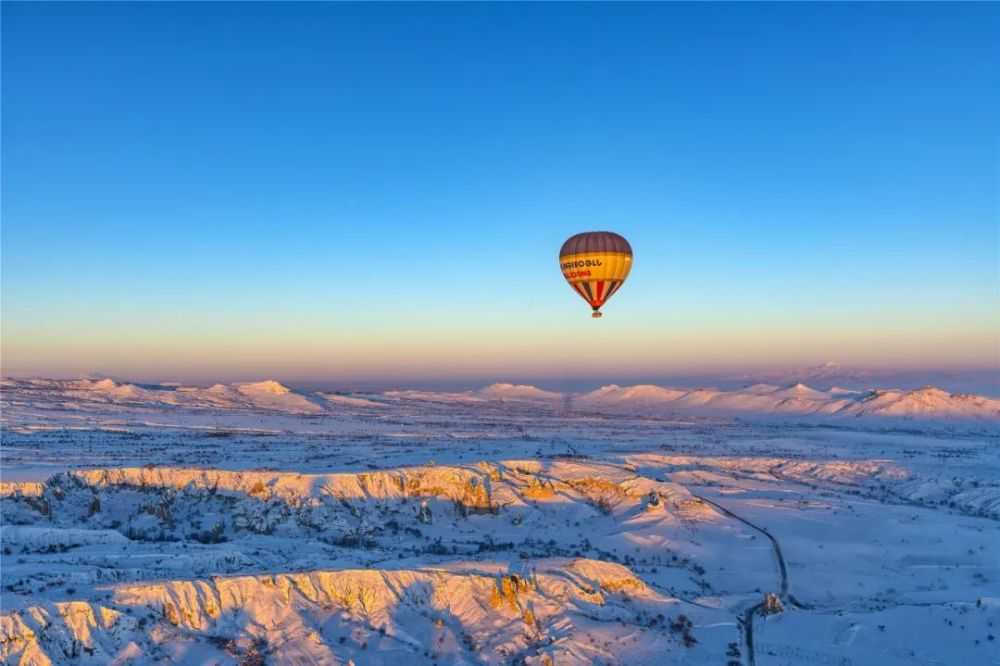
[1,377,998,665]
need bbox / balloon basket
[592,311,603,319]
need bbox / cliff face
[1,554,722,665]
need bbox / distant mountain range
[726,362,999,397]
[3,376,998,424]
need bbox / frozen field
[1,377,999,665]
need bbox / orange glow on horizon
[3,306,996,383]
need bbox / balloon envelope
[558,231,632,317]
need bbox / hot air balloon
[558,231,632,318]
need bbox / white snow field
[1,377,998,665]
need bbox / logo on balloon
[560,259,603,270]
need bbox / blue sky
[2,3,997,383]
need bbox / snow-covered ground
[1,377,998,665]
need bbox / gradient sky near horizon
[2,2,998,384]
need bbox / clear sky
[2,3,997,385]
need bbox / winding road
[689,491,805,666]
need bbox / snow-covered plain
[1,377,998,665]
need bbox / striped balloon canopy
[558,231,633,318]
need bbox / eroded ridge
[2,558,741,665]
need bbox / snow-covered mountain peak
[90,378,119,390]
[777,383,829,398]
[579,384,689,406]
[236,380,292,396]
[478,383,563,401]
